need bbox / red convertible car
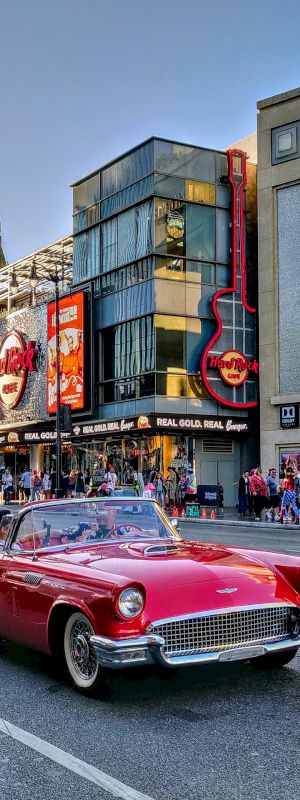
[0,497,300,694]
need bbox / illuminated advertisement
[47,291,85,413]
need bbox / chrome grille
[151,606,295,656]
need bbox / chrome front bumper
[89,633,300,670]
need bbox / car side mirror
[170,518,178,528]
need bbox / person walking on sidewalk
[266,468,281,521]
[280,467,300,524]
[238,470,250,516]
[249,468,267,521]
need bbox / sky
[1,0,300,263]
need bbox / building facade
[71,138,258,505]
[257,87,300,476]
[0,235,74,484]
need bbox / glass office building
[71,138,258,505]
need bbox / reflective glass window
[216,300,233,325]
[155,256,185,280]
[216,264,231,286]
[154,174,185,199]
[154,140,190,176]
[185,180,216,205]
[156,372,186,397]
[102,201,153,272]
[216,184,231,208]
[101,218,117,271]
[101,141,153,198]
[185,148,216,182]
[185,204,215,262]
[86,174,100,206]
[73,211,87,234]
[216,209,230,263]
[102,316,154,383]
[155,198,185,257]
[87,204,99,227]
[87,226,100,278]
[215,153,228,181]
[73,183,86,214]
[118,208,136,265]
[155,315,185,371]
[73,233,87,284]
[140,372,155,397]
[186,261,215,284]
[101,175,153,218]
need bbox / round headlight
[117,588,144,618]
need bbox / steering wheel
[104,524,145,539]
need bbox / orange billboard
[47,291,85,413]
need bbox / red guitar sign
[201,149,258,409]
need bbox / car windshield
[13,499,179,552]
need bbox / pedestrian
[18,474,25,504]
[2,468,13,504]
[280,467,300,524]
[166,467,177,509]
[31,469,42,501]
[154,472,165,507]
[42,471,51,500]
[21,466,32,502]
[104,464,118,495]
[68,470,76,497]
[249,468,267,521]
[238,470,250,516]
[143,481,155,499]
[266,468,281,521]
[75,471,85,497]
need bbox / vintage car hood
[44,539,296,618]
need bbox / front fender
[46,596,98,642]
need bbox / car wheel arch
[47,599,96,658]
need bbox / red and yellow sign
[47,292,85,413]
[0,331,38,410]
[208,350,259,388]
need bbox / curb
[179,517,298,532]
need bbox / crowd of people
[0,462,198,509]
[1,466,90,504]
[238,465,300,523]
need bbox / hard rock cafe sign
[0,331,38,410]
[208,350,259,388]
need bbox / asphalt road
[1,520,300,800]
[180,519,300,555]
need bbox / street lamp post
[29,259,63,496]
[54,275,61,498]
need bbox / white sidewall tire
[63,612,100,690]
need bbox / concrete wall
[257,87,300,472]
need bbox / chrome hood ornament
[216,587,238,594]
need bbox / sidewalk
[178,506,298,531]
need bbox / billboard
[47,291,85,413]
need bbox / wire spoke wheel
[64,612,100,691]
